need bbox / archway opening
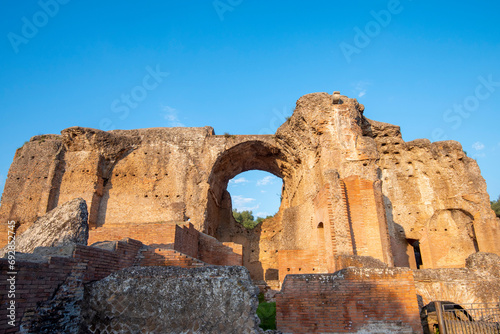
[205,140,286,236]
[228,170,283,229]
[206,139,288,281]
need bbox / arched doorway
[206,140,288,280]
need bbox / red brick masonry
[0,223,243,333]
[276,267,422,333]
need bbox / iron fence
[435,301,500,334]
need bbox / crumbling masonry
[1,92,499,333]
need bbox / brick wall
[276,268,422,334]
[278,249,321,283]
[0,257,75,333]
[73,238,143,282]
[198,234,243,266]
[0,238,142,333]
[174,223,199,258]
[88,222,242,267]
[342,175,391,264]
[139,248,206,268]
[88,222,179,246]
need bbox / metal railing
[435,301,500,334]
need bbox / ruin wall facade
[1,92,499,282]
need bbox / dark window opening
[407,239,423,269]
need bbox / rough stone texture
[334,254,389,269]
[465,251,500,275]
[13,244,77,263]
[414,252,500,307]
[369,120,500,268]
[80,266,263,334]
[1,92,499,284]
[1,198,88,256]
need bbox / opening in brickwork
[206,139,288,281]
[206,140,286,235]
[407,238,423,269]
[227,170,283,229]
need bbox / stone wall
[81,266,263,334]
[276,268,422,334]
[1,92,499,283]
[0,229,244,333]
[368,120,500,268]
[414,252,500,307]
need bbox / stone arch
[205,140,288,235]
[204,139,289,281]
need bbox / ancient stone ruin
[1,92,499,333]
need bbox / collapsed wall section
[89,222,243,267]
[0,239,143,333]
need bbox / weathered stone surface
[465,251,500,276]
[370,119,500,269]
[1,198,88,256]
[80,266,263,334]
[0,92,499,283]
[12,244,76,263]
[414,252,500,306]
[334,254,389,269]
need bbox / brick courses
[276,268,422,334]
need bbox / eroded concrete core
[81,266,262,334]
[1,92,499,284]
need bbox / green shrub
[256,301,276,330]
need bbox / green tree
[256,215,273,225]
[491,195,500,218]
[233,209,258,229]
[233,209,274,229]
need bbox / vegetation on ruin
[491,195,500,218]
[256,293,276,330]
[232,209,272,229]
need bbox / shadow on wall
[215,188,265,281]
[96,177,112,228]
[423,209,479,268]
[46,148,66,213]
[382,195,410,267]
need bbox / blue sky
[1,1,499,217]
[228,171,282,218]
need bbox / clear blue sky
[1,1,499,217]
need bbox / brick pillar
[342,175,392,265]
